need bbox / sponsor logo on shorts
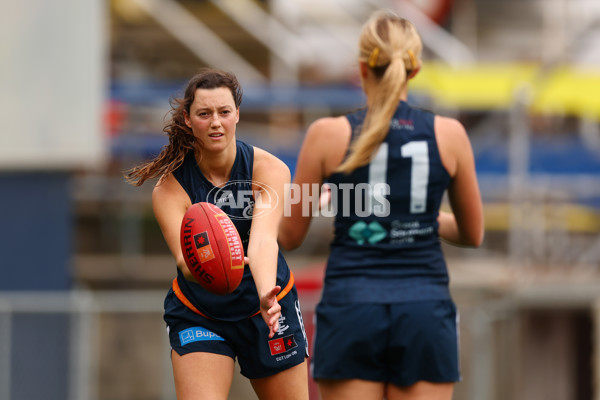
[179,327,224,346]
[268,334,297,356]
[276,315,290,335]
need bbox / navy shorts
[164,286,308,379]
[312,300,460,387]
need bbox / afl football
[180,202,244,295]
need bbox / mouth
[208,133,224,138]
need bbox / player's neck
[196,145,237,187]
[365,82,409,107]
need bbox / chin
[203,137,234,152]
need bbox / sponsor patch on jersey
[268,334,297,355]
[349,221,387,245]
[179,327,224,346]
[390,118,414,131]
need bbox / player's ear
[184,111,192,128]
[408,60,421,80]
[359,62,369,80]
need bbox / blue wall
[0,172,72,290]
[0,172,73,400]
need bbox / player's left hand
[259,286,282,338]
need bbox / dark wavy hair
[125,68,243,186]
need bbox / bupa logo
[207,180,278,220]
[179,327,224,346]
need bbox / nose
[210,112,222,126]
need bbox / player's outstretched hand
[260,286,282,338]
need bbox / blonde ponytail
[336,11,422,174]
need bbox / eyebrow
[195,105,234,112]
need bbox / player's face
[185,87,239,153]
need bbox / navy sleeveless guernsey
[323,101,451,304]
[172,140,292,321]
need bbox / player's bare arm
[435,116,484,247]
[152,173,195,279]
[279,116,350,250]
[249,147,291,337]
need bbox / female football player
[127,68,309,400]
[279,10,484,400]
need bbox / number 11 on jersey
[369,141,429,214]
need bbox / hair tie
[407,50,417,70]
[368,47,380,68]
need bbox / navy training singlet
[172,140,291,321]
[322,101,452,304]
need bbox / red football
[180,202,245,295]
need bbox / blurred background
[1,0,600,399]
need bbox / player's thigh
[171,350,235,400]
[250,359,309,400]
[318,378,385,400]
[387,381,454,400]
